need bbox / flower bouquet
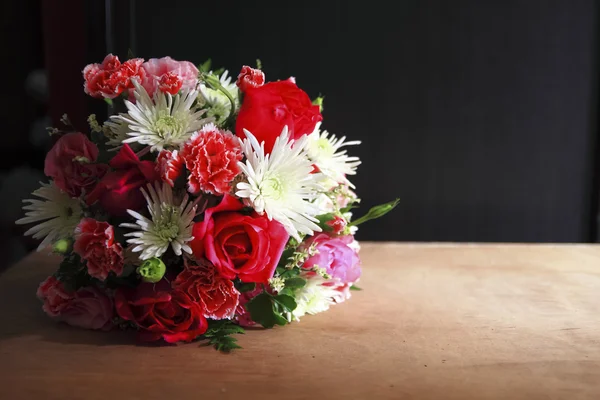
[17,55,398,351]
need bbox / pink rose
[60,287,114,330]
[74,218,124,281]
[141,57,199,95]
[301,233,361,284]
[44,132,108,198]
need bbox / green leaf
[247,293,279,329]
[236,281,256,293]
[203,320,245,353]
[273,294,297,312]
[127,48,135,59]
[277,287,295,297]
[284,277,307,289]
[273,313,288,326]
[103,98,113,107]
[213,67,225,76]
[256,59,262,69]
[349,198,400,227]
[198,59,212,73]
[350,285,363,291]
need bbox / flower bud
[52,238,72,254]
[137,258,166,283]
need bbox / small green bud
[312,96,324,112]
[52,238,72,254]
[349,198,400,227]
[137,258,166,283]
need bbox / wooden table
[1,243,599,399]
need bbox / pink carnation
[301,233,361,284]
[83,54,145,99]
[74,218,124,281]
[156,149,183,187]
[37,277,114,330]
[141,56,199,95]
[37,276,73,317]
[180,124,243,195]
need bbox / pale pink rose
[301,233,361,284]
[141,57,199,95]
[61,287,115,331]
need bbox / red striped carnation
[156,149,183,187]
[180,123,242,195]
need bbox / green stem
[202,73,237,128]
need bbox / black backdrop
[93,0,599,242]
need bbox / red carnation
[158,72,183,95]
[83,54,145,99]
[156,149,183,187]
[236,65,265,92]
[86,144,159,216]
[73,218,124,281]
[173,259,240,320]
[44,132,108,198]
[236,80,322,153]
[180,124,242,195]
[115,280,208,344]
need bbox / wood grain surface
[1,243,599,400]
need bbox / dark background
[2,0,599,265]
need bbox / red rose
[44,132,108,198]
[37,276,73,317]
[73,218,124,281]
[173,259,240,320]
[115,280,208,343]
[236,65,265,92]
[83,54,145,99]
[235,80,322,153]
[86,144,159,216]
[180,124,242,195]
[190,195,289,283]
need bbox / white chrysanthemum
[199,70,240,111]
[16,182,83,251]
[291,274,345,320]
[102,119,136,151]
[306,123,361,188]
[235,127,324,241]
[120,183,196,260]
[111,80,209,152]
